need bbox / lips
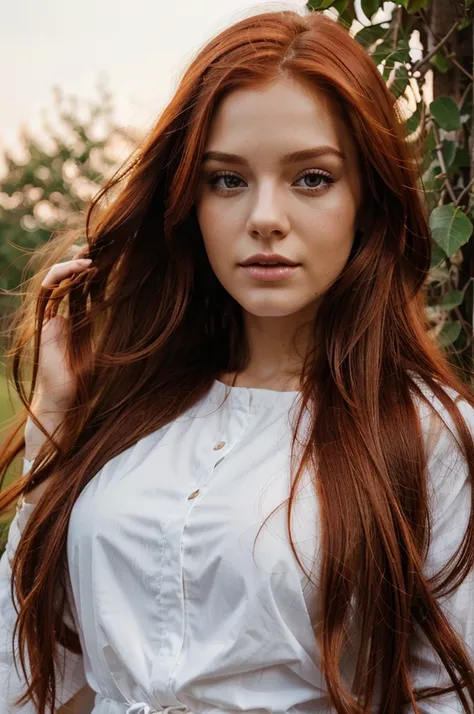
[239,253,299,267]
[244,260,290,266]
[238,262,300,282]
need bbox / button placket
[213,438,229,470]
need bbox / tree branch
[432,124,457,203]
[456,176,474,206]
[392,7,403,51]
[459,81,473,110]
[443,50,474,81]
[412,20,460,74]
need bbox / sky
[1,0,309,158]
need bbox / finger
[41,259,92,288]
[69,244,90,260]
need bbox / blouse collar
[207,379,301,410]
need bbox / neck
[228,306,317,391]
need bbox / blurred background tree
[0,79,139,321]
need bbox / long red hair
[1,9,474,714]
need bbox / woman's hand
[36,257,93,409]
[23,257,92,469]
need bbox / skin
[195,75,364,391]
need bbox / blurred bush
[0,80,140,322]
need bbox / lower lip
[239,264,299,281]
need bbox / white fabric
[1,378,473,714]
[0,491,87,712]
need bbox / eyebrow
[201,146,346,165]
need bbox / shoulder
[408,371,474,456]
[408,373,474,528]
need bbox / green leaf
[377,44,411,68]
[442,140,456,168]
[438,321,462,348]
[335,0,356,24]
[391,65,410,99]
[423,160,441,190]
[371,42,393,65]
[361,0,380,20]
[430,243,447,268]
[332,0,348,12]
[391,46,411,63]
[424,131,435,151]
[403,0,429,12]
[406,111,420,134]
[440,290,464,311]
[430,97,461,131]
[429,204,473,257]
[307,0,336,8]
[355,22,389,48]
[452,147,470,171]
[429,52,451,73]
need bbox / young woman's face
[195,76,363,321]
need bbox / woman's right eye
[209,171,246,192]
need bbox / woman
[1,7,473,714]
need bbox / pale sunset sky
[1,0,312,159]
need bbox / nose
[246,182,290,240]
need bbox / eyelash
[207,169,335,195]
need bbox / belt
[125,704,190,714]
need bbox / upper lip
[239,253,299,267]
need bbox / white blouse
[1,378,473,714]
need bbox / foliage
[0,81,139,318]
[307,0,474,379]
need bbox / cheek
[299,200,357,277]
[196,203,228,274]
[301,189,358,245]
[196,198,240,266]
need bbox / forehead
[204,76,355,160]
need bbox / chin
[238,300,306,319]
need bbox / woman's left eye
[293,171,334,191]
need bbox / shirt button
[187,489,200,500]
[214,441,226,450]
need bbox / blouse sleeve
[407,397,474,713]
[0,460,87,713]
